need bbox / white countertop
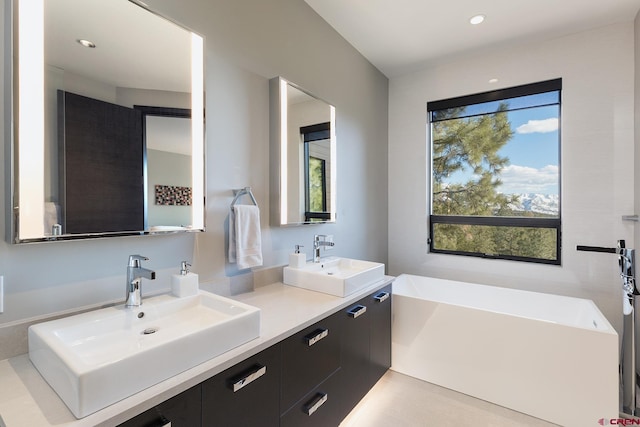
[0,278,393,427]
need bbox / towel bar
[231,187,258,207]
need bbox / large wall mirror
[269,77,336,226]
[7,0,205,243]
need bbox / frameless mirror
[269,77,336,226]
[8,0,205,243]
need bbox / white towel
[229,205,263,270]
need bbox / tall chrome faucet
[619,240,639,416]
[125,255,156,307]
[313,234,335,263]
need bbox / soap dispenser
[171,261,199,297]
[289,245,307,268]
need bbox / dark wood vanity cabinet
[339,300,372,416]
[117,384,201,427]
[201,344,281,427]
[280,311,343,426]
[368,284,393,386]
[280,284,393,425]
[280,311,341,412]
[280,368,344,427]
[339,283,393,417]
[120,285,392,427]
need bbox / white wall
[389,22,635,333]
[0,0,388,325]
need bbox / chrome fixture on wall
[619,240,638,416]
[576,240,640,415]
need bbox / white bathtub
[391,274,618,427]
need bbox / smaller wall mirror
[269,77,336,226]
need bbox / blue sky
[437,100,560,196]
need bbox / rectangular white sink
[283,256,385,297]
[28,291,260,418]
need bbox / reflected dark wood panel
[59,91,144,234]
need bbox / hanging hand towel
[229,205,263,270]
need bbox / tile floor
[340,370,558,427]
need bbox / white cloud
[499,164,558,194]
[516,118,558,134]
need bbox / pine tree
[432,104,516,253]
[431,103,558,260]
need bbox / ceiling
[304,0,640,78]
[46,0,191,93]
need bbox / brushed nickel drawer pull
[230,365,267,392]
[305,328,329,346]
[305,392,328,416]
[374,292,389,303]
[347,304,367,319]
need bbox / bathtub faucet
[313,235,335,262]
[125,255,156,307]
[618,240,638,297]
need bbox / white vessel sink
[283,256,385,297]
[28,291,260,418]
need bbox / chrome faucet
[313,234,335,263]
[125,255,156,307]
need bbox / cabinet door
[202,344,281,427]
[281,311,341,412]
[59,91,144,234]
[339,298,371,418]
[369,284,392,386]
[280,369,343,427]
[117,385,201,427]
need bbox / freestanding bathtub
[391,274,618,427]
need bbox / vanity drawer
[369,284,392,386]
[340,296,372,415]
[280,368,343,427]
[117,384,201,427]
[281,311,341,412]
[202,344,281,427]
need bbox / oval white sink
[28,291,260,418]
[283,256,385,297]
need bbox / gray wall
[0,0,389,325]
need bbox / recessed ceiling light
[76,39,96,48]
[469,14,485,25]
[489,78,499,84]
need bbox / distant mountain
[508,193,559,216]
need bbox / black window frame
[428,78,562,265]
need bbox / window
[301,123,331,222]
[428,79,561,264]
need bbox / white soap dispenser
[289,245,307,268]
[171,261,199,297]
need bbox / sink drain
[141,327,158,335]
